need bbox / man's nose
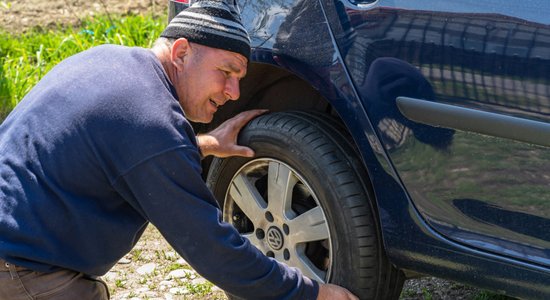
[224,77,240,101]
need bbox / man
[0,1,358,299]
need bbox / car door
[326,0,550,267]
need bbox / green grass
[0,14,165,120]
[473,291,518,300]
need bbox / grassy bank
[0,14,165,120]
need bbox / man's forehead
[220,52,248,76]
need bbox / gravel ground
[105,225,227,299]
[106,226,484,300]
[1,1,502,299]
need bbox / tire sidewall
[207,129,371,290]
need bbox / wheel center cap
[266,226,284,250]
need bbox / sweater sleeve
[112,146,319,300]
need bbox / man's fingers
[232,146,255,158]
[200,110,267,158]
[232,109,268,127]
[317,283,359,300]
[348,293,359,300]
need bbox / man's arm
[113,147,319,299]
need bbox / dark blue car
[170,0,550,299]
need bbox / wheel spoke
[288,206,329,243]
[288,249,326,283]
[267,161,297,218]
[230,174,267,226]
[273,252,285,262]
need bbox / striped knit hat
[161,0,251,59]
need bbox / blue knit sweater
[0,45,318,299]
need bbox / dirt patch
[0,0,168,33]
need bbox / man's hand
[317,283,359,300]
[196,109,268,158]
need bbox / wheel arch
[196,60,395,265]
[198,60,377,194]
[195,62,335,130]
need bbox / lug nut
[256,228,265,239]
[283,224,289,235]
[265,211,274,222]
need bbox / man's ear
[171,38,190,70]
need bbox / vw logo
[266,226,284,250]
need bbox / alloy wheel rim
[223,158,332,283]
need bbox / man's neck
[152,44,176,85]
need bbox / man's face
[172,40,248,123]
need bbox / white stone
[176,258,188,265]
[212,285,223,292]
[103,271,117,281]
[169,287,189,295]
[191,278,207,285]
[144,291,158,298]
[164,251,178,260]
[117,257,131,264]
[168,269,194,278]
[160,280,174,286]
[136,263,156,275]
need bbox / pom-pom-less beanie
[161,0,251,59]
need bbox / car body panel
[325,0,550,268]
[169,0,550,297]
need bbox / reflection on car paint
[329,0,550,267]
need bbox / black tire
[207,111,404,299]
